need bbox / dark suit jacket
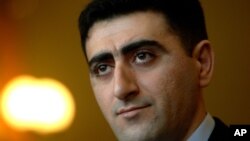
[208,117,229,141]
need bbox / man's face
[86,12,201,141]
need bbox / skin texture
[85,11,214,141]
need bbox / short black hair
[79,0,208,56]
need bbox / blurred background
[0,0,249,140]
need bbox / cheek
[136,58,199,112]
[137,62,176,98]
[91,81,113,118]
[136,64,176,114]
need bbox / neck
[183,95,207,141]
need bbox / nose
[113,63,139,101]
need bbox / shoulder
[208,117,229,141]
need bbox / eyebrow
[88,39,165,67]
[88,52,113,67]
[121,39,165,55]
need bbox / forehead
[85,11,171,60]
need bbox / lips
[116,104,151,116]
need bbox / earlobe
[192,40,214,87]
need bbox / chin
[113,120,165,141]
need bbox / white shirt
[187,113,215,141]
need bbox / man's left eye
[134,52,154,64]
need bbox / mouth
[116,104,151,119]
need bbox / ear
[192,40,214,87]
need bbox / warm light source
[0,75,75,134]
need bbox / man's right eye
[93,64,113,76]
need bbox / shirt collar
[187,113,215,141]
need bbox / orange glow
[1,75,75,134]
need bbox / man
[78,0,228,140]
